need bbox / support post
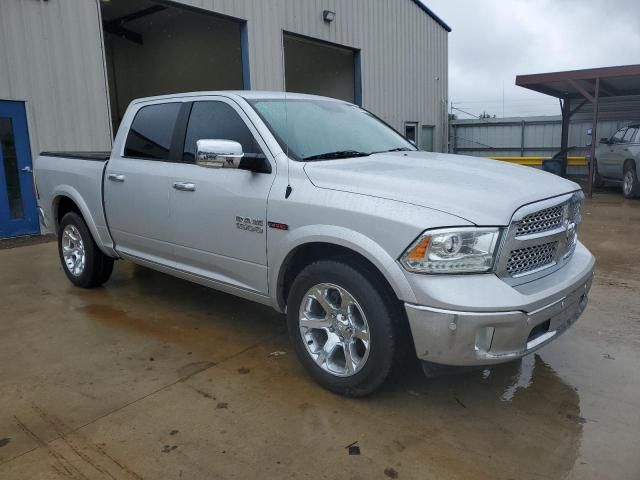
[452,125,457,154]
[587,78,600,198]
[520,120,525,156]
[240,22,251,90]
[560,96,571,177]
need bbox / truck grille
[506,241,558,276]
[515,205,564,236]
[496,191,584,285]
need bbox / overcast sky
[424,0,640,118]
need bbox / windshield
[248,98,416,161]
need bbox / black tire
[286,259,404,396]
[592,158,604,189]
[58,212,114,288]
[622,162,640,199]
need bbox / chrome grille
[515,205,564,236]
[506,241,558,276]
[497,191,583,284]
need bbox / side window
[611,128,627,144]
[635,128,640,144]
[124,103,182,160]
[622,127,637,144]
[183,101,263,162]
[404,123,418,144]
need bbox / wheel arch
[53,194,81,231]
[271,228,417,312]
[51,186,115,257]
[623,157,638,172]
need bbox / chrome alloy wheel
[61,224,86,277]
[623,170,634,196]
[298,283,371,377]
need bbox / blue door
[0,100,39,238]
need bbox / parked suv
[594,123,640,198]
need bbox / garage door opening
[101,0,248,131]
[283,33,361,105]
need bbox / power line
[450,105,481,119]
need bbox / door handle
[173,182,196,192]
[21,166,33,173]
[108,173,125,182]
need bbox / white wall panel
[0,0,112,155]
[0,0,448,153]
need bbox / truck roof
[130,91,347,105]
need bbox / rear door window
[183,101,263,163]
[124,103,182,160]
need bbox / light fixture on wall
[323,10,336,23]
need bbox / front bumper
[404,248,594,366]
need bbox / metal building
[0,0,449,238]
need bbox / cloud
[424,0,640,117]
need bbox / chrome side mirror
[196,139,244,169]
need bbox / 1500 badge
[236,216,264,234]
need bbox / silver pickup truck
[35,91,595,396]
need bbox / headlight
[569,190,584,226]
[400,227,501,274]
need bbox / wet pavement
[1,190,639,479]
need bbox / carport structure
[516,64,640,197]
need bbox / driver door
[599,127,626,178]
[168,98,275,296]
[613,127,638,180]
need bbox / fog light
[475,327,495,353]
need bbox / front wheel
[286,259,402,396]
[622,163,640,198]
[58,212,114,288]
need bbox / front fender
[268,224,417,311]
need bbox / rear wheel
[286,259,401,396]
[58,212,114,288]
[622,162,640,198]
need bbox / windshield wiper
[303,150,371,161]
[370,147,414,154]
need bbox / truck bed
[35,151,114,252]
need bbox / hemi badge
[268,221,289,231]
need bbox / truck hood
[303,151,580,225]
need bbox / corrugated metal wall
[450,116,630,157]
[192,0,450,150]
[0,0,113,155]
[0,0,448,155]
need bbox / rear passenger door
[168,98,276,296]
[104,101,184,265]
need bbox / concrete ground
[1,190,639,480]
